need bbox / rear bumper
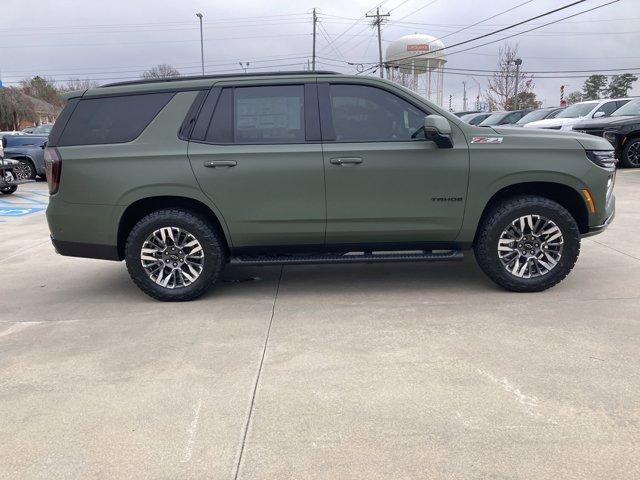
[51,236,120,261]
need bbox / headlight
[603,131,616,145]
[586,150,617,169]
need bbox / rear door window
[234,86,305,144]
[58,92,174,146]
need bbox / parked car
[32,124,54,135]
[46,71,615,301]
[1,134,48,179]
[572,99,640,168]
[459,112,492,125]
[525,99,632,130]
[514,107,564,127]
[478,109,534,127]
[453,110,480,117]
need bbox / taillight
[44,147,62,194]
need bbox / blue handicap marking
[0,206,46,216]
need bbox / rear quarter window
[57,92,174,146]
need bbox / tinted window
[205,88,233,143]
[329,84,426,142]
[58,92,174,146]
[234,86,305,144]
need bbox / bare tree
[0,87,36,130]
[141,64,181,80]
[59,78,100,92]
[485,43,537,110]
[19,76,63,107]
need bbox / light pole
[196,13,204,76]
[513,58,522,109]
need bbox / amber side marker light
[581,188,596,214]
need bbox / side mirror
[423,115,453,148]
[1,137,6,148]
[593,111,606,118]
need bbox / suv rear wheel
[474,195,580,292]
[125,209,225,301]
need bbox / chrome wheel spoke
[498,214,563,279]
[140,227,205,289]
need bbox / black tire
[125,209,226,301]
[474,195,580,292]
[1,185,17,195]
[619,137,640,168]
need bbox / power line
[445,0,620,58]
[358,0,611,73]
[436,0,534,42]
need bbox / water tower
[385,34,446,106]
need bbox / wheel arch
[473,181,589,245]
[117,196,231,260]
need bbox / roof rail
[101,70,340,88]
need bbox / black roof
[102,70,340,88]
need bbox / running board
[230,250,464,266]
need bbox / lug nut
[173,262,177,267]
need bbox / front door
[318,81,469,246]
[188,83,325,249]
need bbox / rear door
[318,80,469,246]
[188,82,325,249]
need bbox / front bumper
[583,210,615,237]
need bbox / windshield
[5,136,46,147]
[478,112,507,126]
[612,100,640,116]
[516,109,554,125]
[556,103,596,118]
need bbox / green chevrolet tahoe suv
[45,72,616,301]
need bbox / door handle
[330,157,363,165]
[204,160,237,168]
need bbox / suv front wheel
[125,209,225,301]
[474,195,580,292]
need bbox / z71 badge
[471,136,503,144]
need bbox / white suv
[525,98,632,130]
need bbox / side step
[230,250,464,266]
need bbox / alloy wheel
[140,227,205,289]
[626,139,640,167]
[497,214,564,278]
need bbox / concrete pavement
[0,174,639,479]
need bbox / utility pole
[312,8,317,71]
[513,58,522,109]
[366,7,390,79]
[462,81,468,111]
[239,62,250,73]
[470,77,481,110]
[196,13,204,76]
[449,94,453,112]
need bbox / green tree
[565,91,583,105]
[0,87,36,130]
[582,75,608,100]
[606,73,638,98]
[505,90,541,110]
[20,76,63,107]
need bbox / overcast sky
[1,0,638,109]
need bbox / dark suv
[46,72,615,301]
[573,99,640,168]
